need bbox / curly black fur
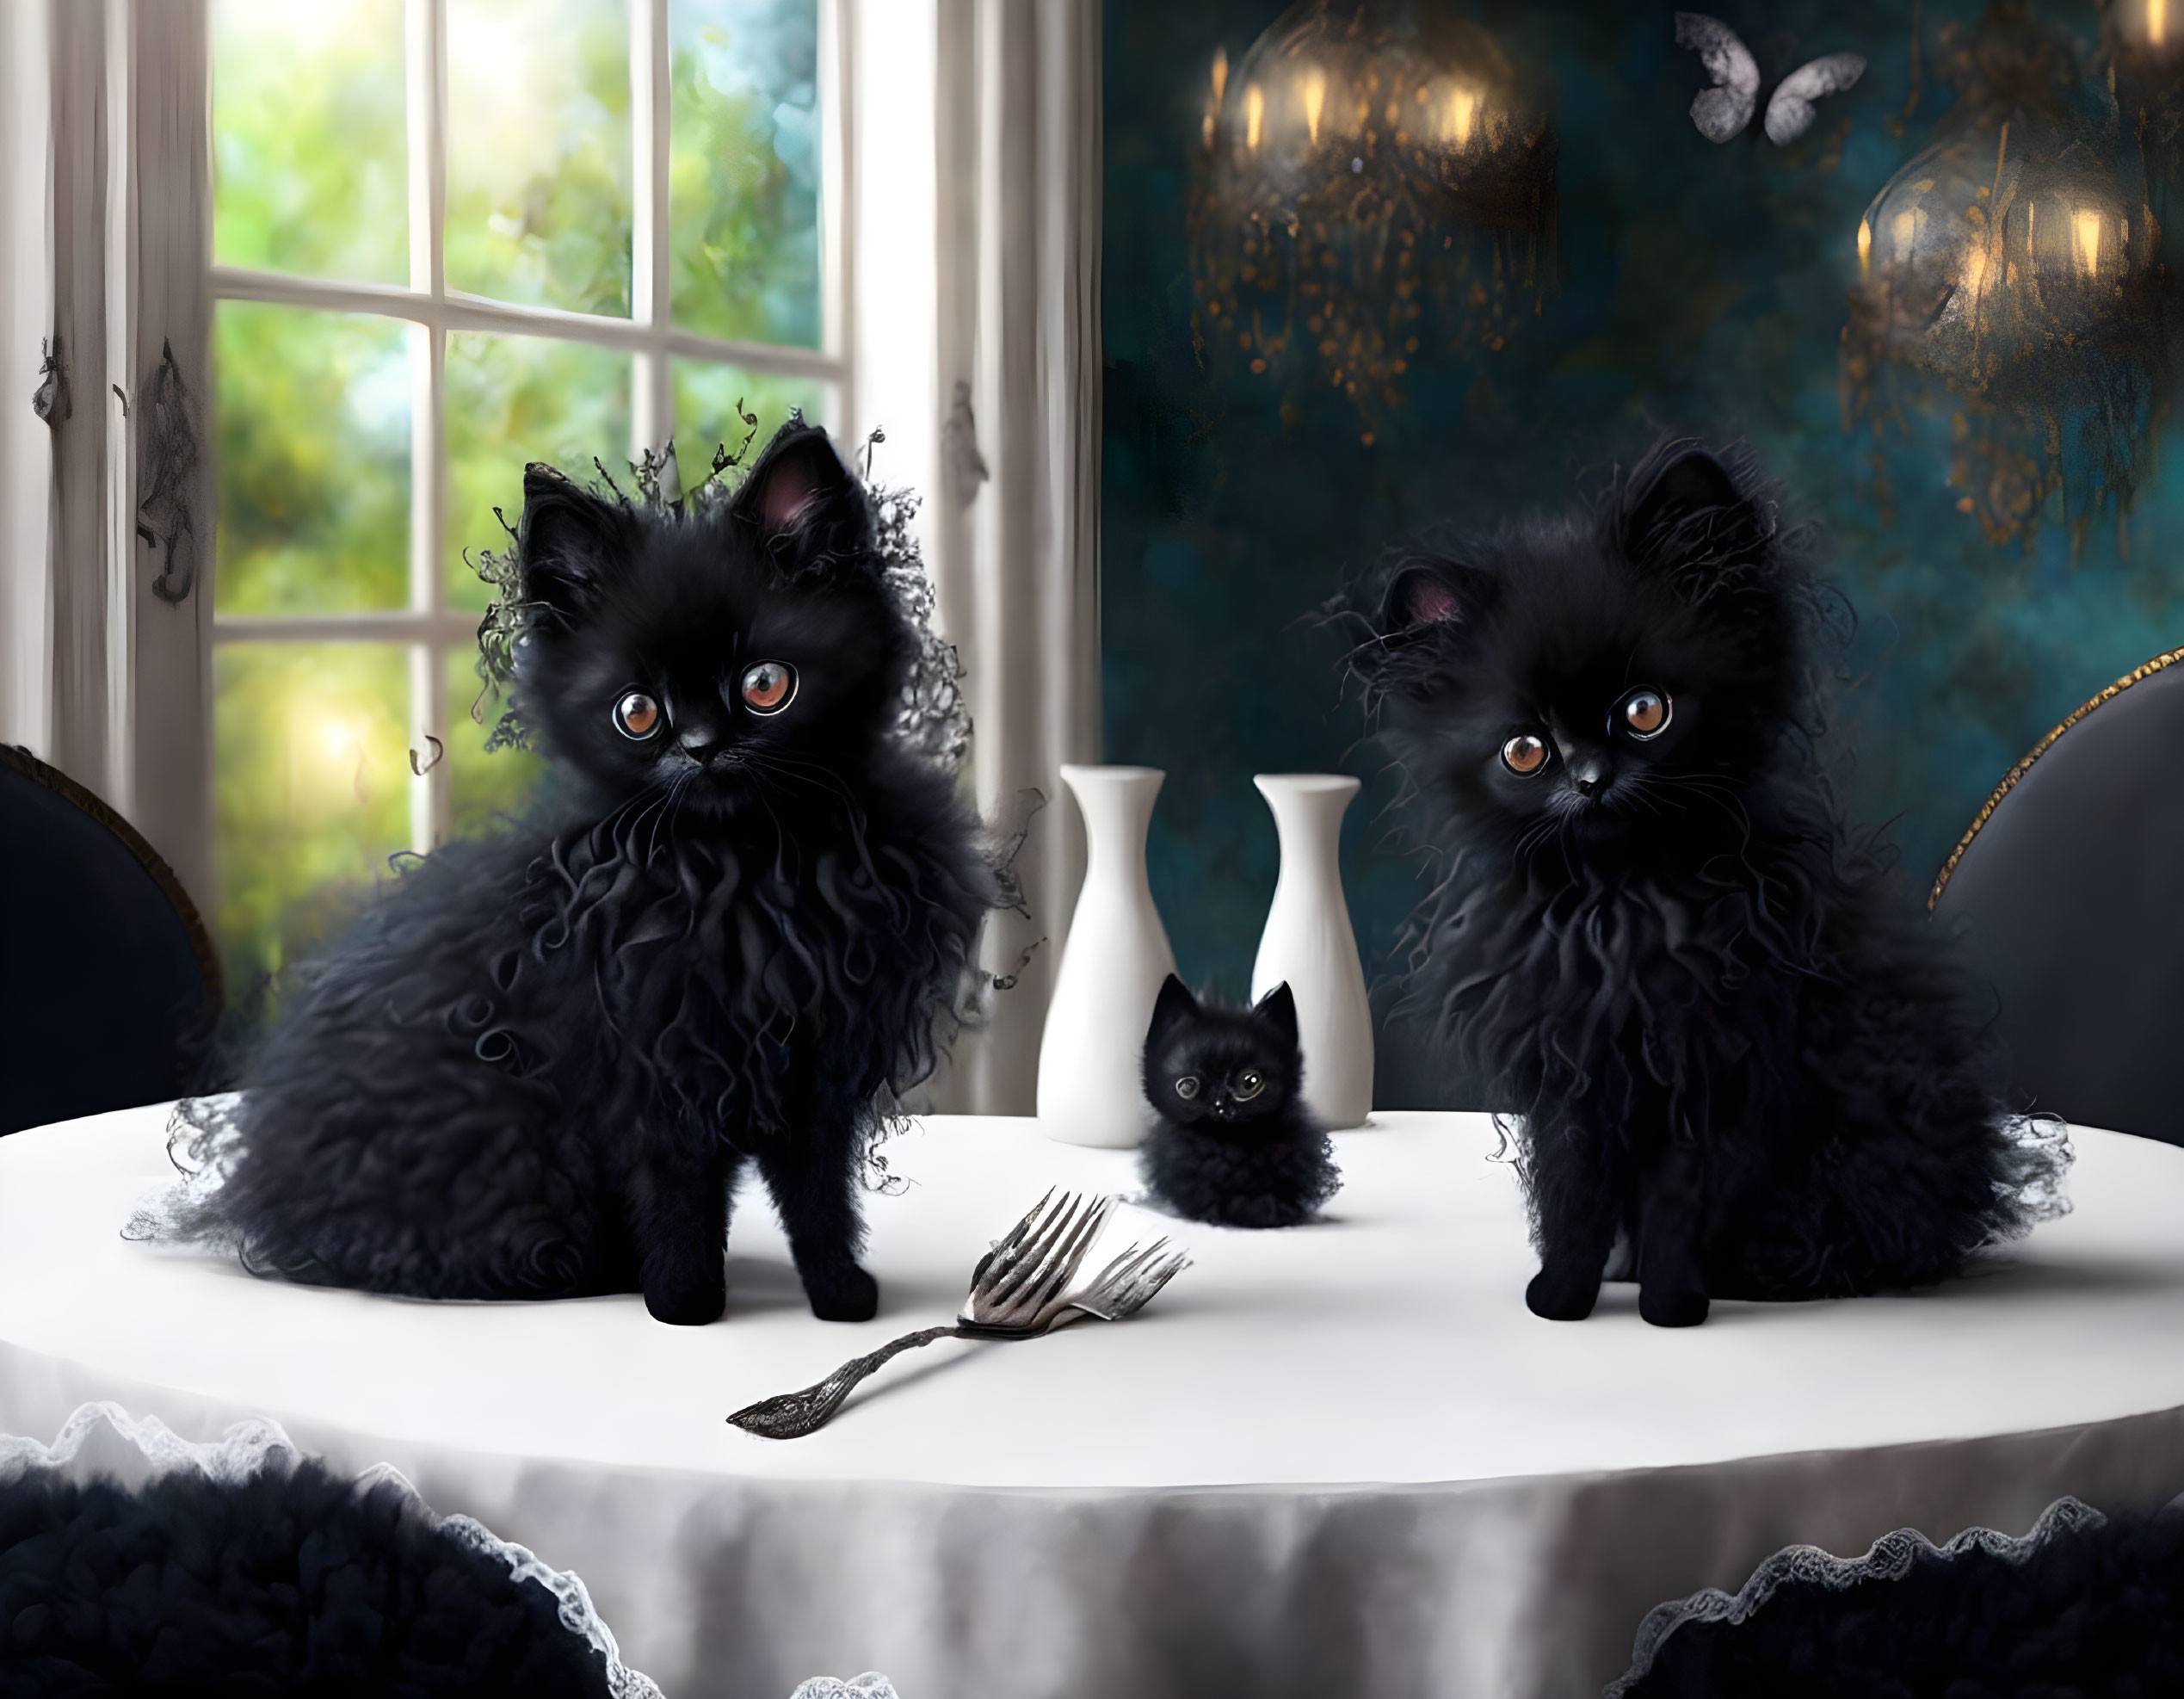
[1139,977,1340,1228]
[1330,442,2063,1327]
[0,1456,614,1696]
[165,421,995,1325]
[1621,1498,2184,1696]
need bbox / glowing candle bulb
[2076,208,2102,275]
[1246,83,1263,149]
[1451,89,1476,145]
[1304,68,1326,143]
[2153,0,2169,47]
[1212,46,1228,108]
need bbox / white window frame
[208,0,856,853]
[10,0,1100,1114]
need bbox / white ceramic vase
[1250,773,1374,1130]
[1036,764,1179,1148]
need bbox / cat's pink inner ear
[1409,576,1459,625]
[758,460,821,533]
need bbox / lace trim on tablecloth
[789,1676,901,1699]
[0,1401,663,1699]
[1605,1493,2107,1696]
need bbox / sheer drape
[0,0,213,906]
[928,0,1104,1115]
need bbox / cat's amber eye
[614,691,661,739]
[1233,1068,1266,1101]
[1619,688,1671,739]
[1174,1075,1201,1100]
[741,660,797,715]
[1501,733,1549,775]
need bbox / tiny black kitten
[1139,976,1340,1228]
[1335,442,2062,1326]
[165,421,994,1325]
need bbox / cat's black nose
[678,720,724,765]
[1571,755,1610,796]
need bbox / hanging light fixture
[2106,0,2184,265]
[1842,2,2165,547]
[1188,0,1555,433]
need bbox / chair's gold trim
[1,744,225,1011]
[1928,644,2184,913]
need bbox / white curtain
[0,0,213,905]
[930,0,1105,1115]
[845,0,1102,1115]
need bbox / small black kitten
[1336,442,2062,1326]
[1139,976,1340,1228]
[166,421,994,1325]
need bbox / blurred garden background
[210,0,824,992]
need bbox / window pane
[669,0,822,347]
[447,0,632,316]
[447,649,549,837]
[214,643,411,990]
[215,304,410,615]
[446,333,632,611]
[213,0,407,285]
[674,361,825,479]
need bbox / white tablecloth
[3,1107,2183,1697]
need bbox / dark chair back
[0,745,220,1134]
[1929,647,2184,1144]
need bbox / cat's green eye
[1174,1075,1200,1100]
[1233,1068,1266,1101]
[614,691,661,739]
[1501,733,1549,775]
[1619,688,1671,739]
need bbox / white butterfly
[1674,13,1866,146]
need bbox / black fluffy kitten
[0,1459,620,1695]
[170,422,993,1325]
[1336,442,2060,1327]
[1139,976,1339,1228]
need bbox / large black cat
[1139,976,1340,1229]
[1335,442,2062,1327]
[168,422,993,1325]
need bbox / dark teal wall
[1101,0,2184,1104]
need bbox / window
[208,0,846,986]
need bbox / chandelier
[1188,0,1555,433]
[1842,3,2164,547]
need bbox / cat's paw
[805,1263,879,1323]
[1526,1266,1599,1322]
[1639,1286,1710,1329]
[645,1280,727,1326]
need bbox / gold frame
[1928,644,2184,913]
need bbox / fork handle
[726,1325,961,1440]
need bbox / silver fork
[726,1190,1189,1440]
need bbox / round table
[3,1106,2183,1698]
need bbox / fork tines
[963,1189,1114,1330]
[1082,1238,1191,1319]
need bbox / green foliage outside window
[211,0,822,995]
[214,305,410,617]
[447,0,634,318]
[212,0,408,286]
[213,644,411,987]
[670,0,823,348]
